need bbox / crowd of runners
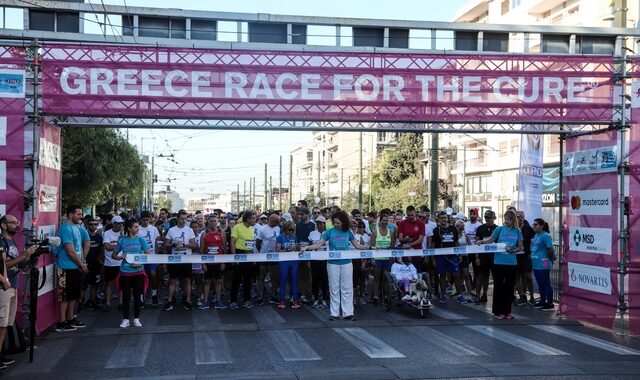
[0,201,557,339]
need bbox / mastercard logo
[571,195,581,210]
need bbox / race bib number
[244,240,256,249]
[207,246,219,255]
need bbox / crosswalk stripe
[193,332,233,364]
[251,305,286,324]
[304,305,330,321]
[531,325,640,355]
[193,309,221,325]
[470,302,530,320]
[466,325,569,356]
[334,327,405,358]
[429,307,470,320]
[105,334,154,368]
[266,329,321,361]
[406,327,488,356]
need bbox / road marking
[266,329,321,361]
[334,327,405,358]
[429,306,470,320]
[473,303,529,320]
[305,305,329,321]
[105,334,153,368]
[531,325,640,355]
[251,305,286,324]
[193,332,233,364]
[193,308,221,325]
[406,327,488,356]
[466,325,568,356]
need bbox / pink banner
[627,59,640,335]
[40,44,614,124]
[558,130,619,329]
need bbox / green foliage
[372,175,428,211]
[154,194,172,211]
[61,128,145,210]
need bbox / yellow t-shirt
[231,223,255,252]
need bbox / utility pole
[269,176,273,210]
[252,177,256,211]
[461,146,466,212]
[614,0,627,28]
[279,155,283,210]
[248,179,252,210]
[243,180,246,212]
[236,183,240,214]
[358,132,363,210]
[264,163,268,211]
[369,133,373,211]
[317,151,321,200]
[340,168,344,205]
[430,133,439,213]
[289,155,293,207]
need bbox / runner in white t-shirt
[256,214,281,304]
[163,211,197,311]
[138,211,160,305]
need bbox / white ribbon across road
[126,243,507,264]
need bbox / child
[391,257,418,302]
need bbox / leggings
[120,274,144,319]
[230,262,253,303]
[279,261,299,301]
[533,269,553,304]
[491,265,516,316]
[311,260,329,301]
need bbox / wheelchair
[381,271,433,318]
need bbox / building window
[501,0,509,15]
[510,0,522,9]
[499,141,508,157]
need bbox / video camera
[26,236,60,261]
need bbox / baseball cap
[282,212,293,222]
[469,208,479,214]
[112,216,125,223]
[315,216,326,223]
[259,214,268,220]
[484,210,496,218]
[455,212,465,220]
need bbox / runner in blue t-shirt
[530,218,556,311]
[301,211,370,321]
[276,221,300,309]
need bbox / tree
[61,128,145,210]
[154,194,172,211]
[373,175,429,210]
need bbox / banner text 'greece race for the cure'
[39,45,614,123]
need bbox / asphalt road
[4,297,640,380]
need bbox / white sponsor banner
[39,137,61,170]
[0,204,5,216]
[563,146,617,176]
[568,189,612,216]
[38,263,55,296]
[0,69,25,99]
[518,126,544,220]
[568,262,612,295]
[126,244,507,264]
[569,226,612,255]
[0,160,5,190]
[0,116,6,146]
[38,184,58,212]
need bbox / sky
[89,0,469,201]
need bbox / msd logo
[266,253,280,261]
[569,227,611,255]
[568,189,611,216]
[133,255,147,263]
[167,255,182,263]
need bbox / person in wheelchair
[391,257,419,302]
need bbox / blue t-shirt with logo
[491,226,522,266]
[57,221,82,270]
[321,228,355,265]
[531,231,554,270]
[276,233,298,252]
[116,236,149,273]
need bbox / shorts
[459,255,470,269]
[84,262,103,286]
[168,263,193,279]
[104,266,121,282]
[516,253,532,273]
[475,253,494,274]
[56,268,82,302]
[145,264,158,272]
[0,287,17,327]
[436,255,461,276]
[374,258,391,270]
[204,264,223,280]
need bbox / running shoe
[243,301,254,309]
[55,322,76,332]
[229,302,239,310]
[329,316,337,321]
[541,303,555,311]
[496,314,506,320]
[184,302,194,311]
[533,301,545,309]
[292,301,301,309]
[343,315,356,321]
[120,319,130,328]
[516,296,527,306]
[255,298,265,306]
[300,295,309,304]
[321,300,328,308]
[163,302,174,311]
[214,301,228,310]
[198,302,210,310]
[278,301,286,309]
[456,295,468,304]
[439,295,448,304]
[69,318,86,328]
[133,318,142,327]
[401,294,412,302]
[506,314,515,319]
[0,356,15,366]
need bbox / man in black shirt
[431,212,464,304]
[515,211,535,305]
[83,217,104,310]
[474,210,497,304]
[296,208,316,304]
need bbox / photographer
[0,214,36,369]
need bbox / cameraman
[0,214,36,369]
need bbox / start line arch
[0,40,637,336]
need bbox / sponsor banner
[569,226,612,256]
[568,189,612,216]
[563,146,618,176]
[40,45,614,124]
[0,69,25,98]
[38,184,58,212]
[126,244,506,264]
[518,126,544,220]
[568,262,612,295]
[39,137,62,170]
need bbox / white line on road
[531,325,640,355]
[105,334,154,368]
[466,325,568,356]
[406,327,488,356]
[429,306,470,320]
[193,332,233,364]
[251,305,286,324]
[304,305,330,321]
[334,327,405,358]
[266,329,321,361]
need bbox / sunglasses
[89,223,98,226]
[313,212,320,215]
[418,216,426,220]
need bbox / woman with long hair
[530,218,556,311]
[370,213,396,305]
[113,218,150,328]
[477,210,523,319]
[301,211,370,321]
[276,220,301,309]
